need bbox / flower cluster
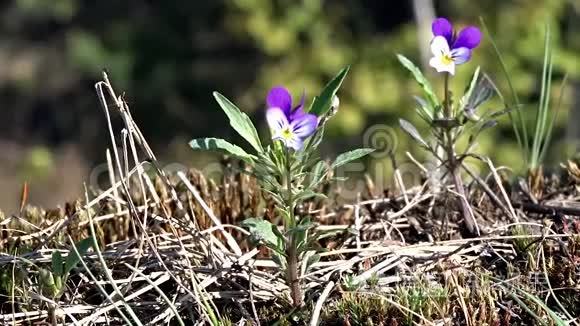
[429,17,482,75]
[266,86,318,151]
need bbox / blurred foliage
[20,146,54,180]
[0,0,579,183]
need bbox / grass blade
[480,17,528,165]
[531,24,553,169]
[539,73,568,163]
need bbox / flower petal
[286,137,304,151]
[432,17,453,44]
[266,107,290,138]
[429,56,455,75]
[290,92,307,121]
[453,26,481,49]
[293,91,305,111]
[451,47,471,65]
[430,36,450,56]
[266,86,292,115]
[290,107,306,121]
[290,113,318,139]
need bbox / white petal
[430,36,450,56]
[266,107,289,138]
[429,56,455,75]
[446,62,455,75]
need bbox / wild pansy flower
[266,86,318,151]
[429,17,482,75]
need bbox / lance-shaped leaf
[293,189,327,203]
[413,96,435,121]
[399,119,428,148]
[241,218,285,255]
[65,237,93,276]
[213,92,263,153]
[300,251,320,275]
[460,67,480,114]
[308,66,350,116]
[189,138,257,162]
[300,126,325,156]
[471,120,498,141]
[461,68,496,122]
[331,148,375,169]
[39,268,58,296]
[308,161,329,189]
[51,251,63,277]
[397,54,439,118]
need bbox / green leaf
[462,69,496,122]
[290,218,316,253]
[293,189,326,202]
[39,269,54,287]
[508,286,567,326]
[399,119,428,148]
[299,126,325,157]
[477,120,498,133]
[308,66,350,116]
[54,276,63,295]
[300,250,320,275]
[51,251,63,277]
[413,96,434,122]
[481,17,527,165]
[397,54,439,118]
[272,252,286,269]
[331,148,374,169]
[305,253,320,272]
[213,92,263,153]
[308,161,329,188]
[39,268,58,297]
[189,138,257,162]
[64,237,93,276]
[241,218,284,252]
[467,120,498,149]
[460,67,481,110]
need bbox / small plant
[332,293,392,326]
[483,20,568,197]
[366,272,380,289]
[397,17,499,236]
[341,274,362,291]
[511,225,538,255]
[39,237,93,299]
[396,282,448,326]
[189,67,373,307]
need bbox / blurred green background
[0,0,579,212]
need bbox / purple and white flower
[429,17,482,75]
[266,86,318,151]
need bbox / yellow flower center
[281,128,293,140]
[441,54,454,66]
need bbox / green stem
[284,147,302,307]
[442,73,478,235]
[444,73,451,118]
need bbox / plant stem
[444,73,451,118]
[284,147,302,307]
[442,73,478,235]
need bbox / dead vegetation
[0,73,579,325]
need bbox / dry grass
[0,73,579,325]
